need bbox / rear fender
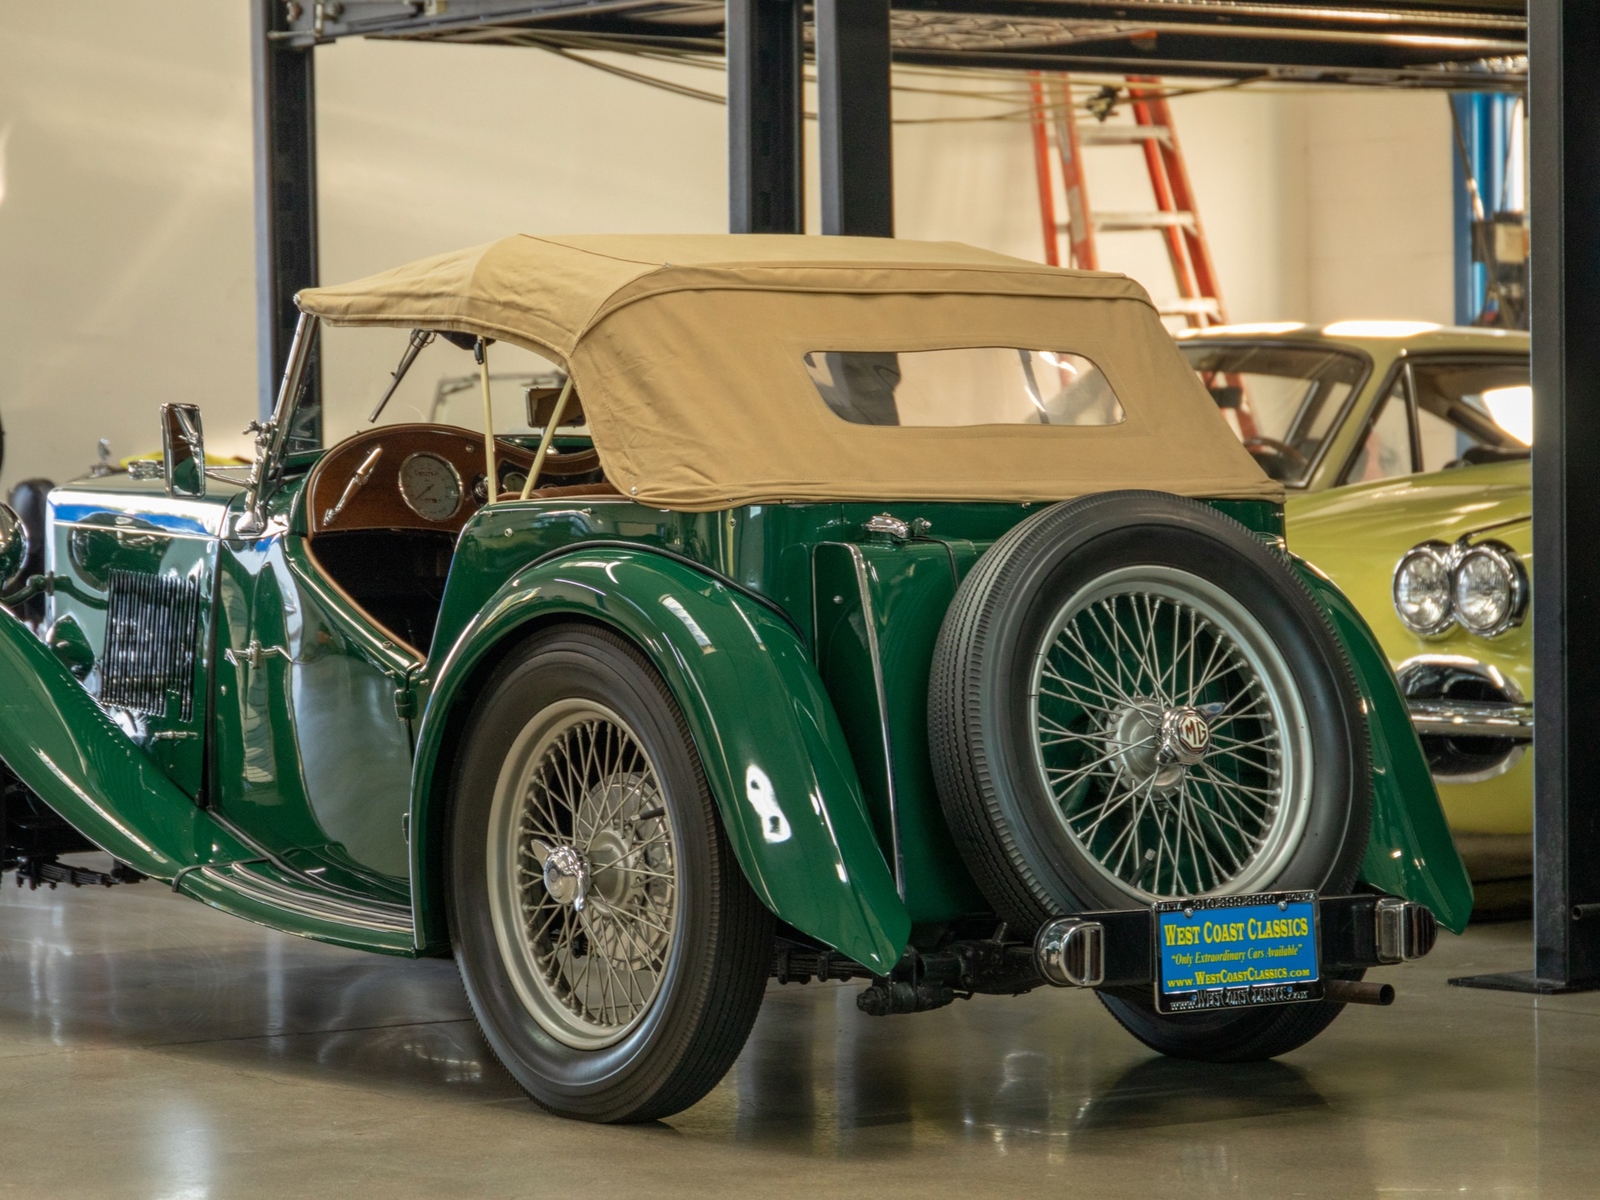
[410,546,911,972]
[0,603,245,880]
[1293,557,1474,933]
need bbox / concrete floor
[0,876,1594,1200]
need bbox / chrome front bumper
[1407,698,1533,742]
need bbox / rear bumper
[1408,698,1533,742]
[783,893,1439,1016]
[1036,892,1437,992]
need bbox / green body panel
[413,499,1086,951]
[1293,558,1474,933]
[411,540,911,972]
[209,481,414,899]
[0,601,255,879]
[1209,498,1286,542]
[1288,460,1532,836]
[16,476,423,954]
[813,539,987,923]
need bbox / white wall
[1039,85,1456,327]
[1296,89,1456,324]
[0,5,257,488]
[0,3,1458,493]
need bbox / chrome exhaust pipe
[1325,979,1395,1006]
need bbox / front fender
[411,546,911,972]
[1293,557,1474,933]
[0,604,246,880]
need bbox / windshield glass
[1179,341,1366,484]
[803,347,1124,427]
[287,325,571,454]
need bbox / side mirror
[0,502,28,592]
[161,403,205,499]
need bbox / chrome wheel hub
[486,701,679,1051]
[1105,700,1215,794]
[541,844,590,910]
[1159,705,1213,766]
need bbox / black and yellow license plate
[1153,891,1321,1014]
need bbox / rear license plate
[1153,891,1321,1014]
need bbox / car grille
[100,569,203,721]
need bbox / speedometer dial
[398,452,463,521]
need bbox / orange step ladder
[1029,74,1227,329]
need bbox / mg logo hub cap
[1160,706,1212,766]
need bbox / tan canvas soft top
[297,234,1279,510]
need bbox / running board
[176,860,416,956]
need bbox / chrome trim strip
[1407,698,1533,741]
[51,521,218,544]
[1397,654,1525,702]
[171,858,267,893]
[844,543,905,900]
[198,864,415,935]
[205,807,414,905]
[50,493,231,537]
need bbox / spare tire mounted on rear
[929,490,1371,927]
[929,492,1375,1061]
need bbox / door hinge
[394,686,416,720]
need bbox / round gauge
[398,452,463,521]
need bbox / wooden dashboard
[304,424,603,537]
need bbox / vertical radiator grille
[100,570,203,721]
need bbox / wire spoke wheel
[487,698,680,1051]
[1030,565,1313,901]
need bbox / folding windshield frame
[1180,338,1374,491]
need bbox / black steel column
[728,0,803,233]
[1454,0,1600,995]
[251,0,321,428]
[1529,0,1600,987]
[815,0,893,237]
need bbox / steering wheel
[1242,436,1309,480]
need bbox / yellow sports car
[1176,321,1528,491]
[1178,321,1531,903]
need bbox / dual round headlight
[1392,540,1527,638]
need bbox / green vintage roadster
[0,235,1466,1123]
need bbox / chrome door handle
[224,640,290,672]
